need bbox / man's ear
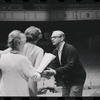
[61,36,64,42]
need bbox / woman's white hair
[8,30,21,38]
[8,30,26,49]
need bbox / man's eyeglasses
[50,36,61,40]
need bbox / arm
[21,56,41,81]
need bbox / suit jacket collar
[56,41,65,52]
[54,42,67,65]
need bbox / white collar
[57,41,65,52]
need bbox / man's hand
[42,68,56,79]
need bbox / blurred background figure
[0,30,41,96]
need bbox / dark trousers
[62,82,84,97]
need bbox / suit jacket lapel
[55,49,61,65]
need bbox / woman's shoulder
[0,52,10,57]
[1,53,24,59]
[19,55,32,66]
[27,43,43,51]
[35,45,44,52]
[19,54,28,59]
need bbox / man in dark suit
[43,30,86,96]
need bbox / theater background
[0,0,100,97]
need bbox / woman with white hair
[0,30,41,96]
[0,26,44,96]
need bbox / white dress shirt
[57,41,65,65]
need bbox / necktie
[57,49,61,65]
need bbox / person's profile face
[51,31,62,46]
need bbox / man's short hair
[53,30,65,39]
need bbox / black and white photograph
[0,0,100,99]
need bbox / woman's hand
[32,72,41,81]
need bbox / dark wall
[0,20,100,51]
